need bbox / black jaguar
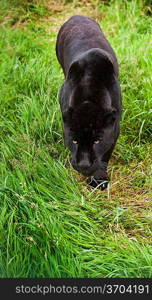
[56,15,122,189]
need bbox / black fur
[56,15,122,189]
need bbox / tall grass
[0,0,152,277]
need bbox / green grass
[0,0,152,278]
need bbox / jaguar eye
[73,140,78,144]
[94,140,101,144]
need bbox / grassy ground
[0,0,152,278]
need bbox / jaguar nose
[77,160,92,169]
[71,159,92,175]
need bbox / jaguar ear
[103,107,117,125]
[62,107,73,123]
[85,48,117,83]
[67,60,83,81]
